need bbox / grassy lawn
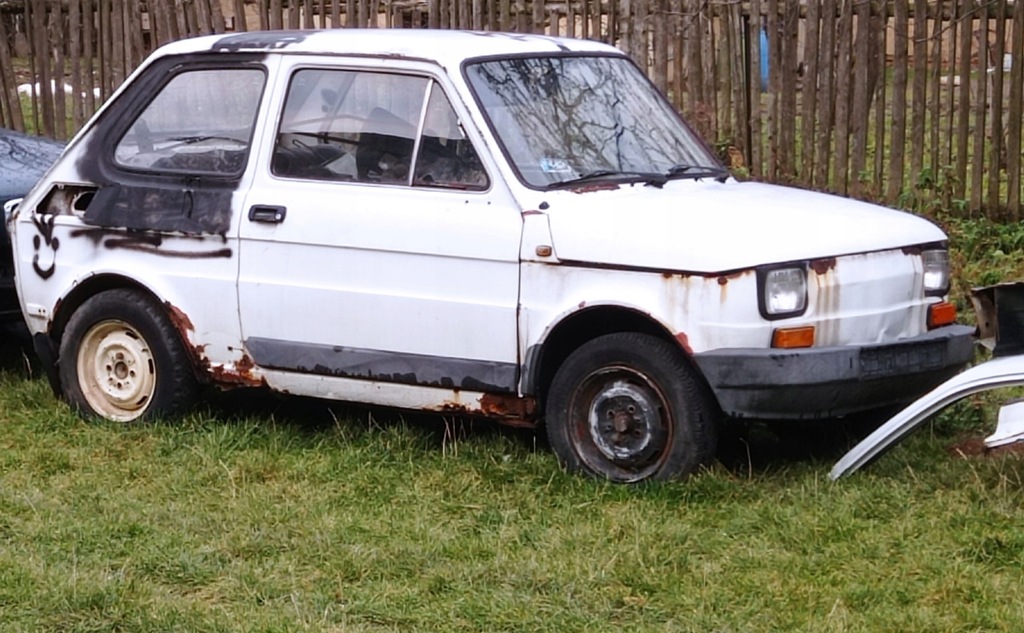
[0,330,1023,631]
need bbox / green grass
[0,336,1023,632]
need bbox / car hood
[542,179,946,272]
[0,129,65,203]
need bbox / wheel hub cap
[588,380,663,463]
[78,321,157,421]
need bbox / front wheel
[545,333,719,482]
[58,289,198,422]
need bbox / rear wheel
[59,289,198,421]
[545,332,718,482]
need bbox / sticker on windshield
[540,158,572,173]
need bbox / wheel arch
[524,305,716,410]
[40,274,203,392]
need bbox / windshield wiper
[665,163,731,183]
[548,170,668,189]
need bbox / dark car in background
[0,128,64,326]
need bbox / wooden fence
[1,0,1022,219]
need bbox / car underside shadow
[715,409,901,475]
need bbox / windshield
[464,54,722,189]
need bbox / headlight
[759,266,807,319]
[922,249,950,295]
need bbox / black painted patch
[246,337,518,393]
[84,185,233,235]
[212,32,309,52]
[30,214,58,279]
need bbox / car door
[237,58,523,394]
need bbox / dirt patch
[947,436,1024,458]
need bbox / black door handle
[248,205,287,223]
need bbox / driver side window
[273,68,488,190]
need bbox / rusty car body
[10,30,974,482]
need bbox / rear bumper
[693,324,976,420]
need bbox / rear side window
[114,68,265,177]
[273,68,488,191]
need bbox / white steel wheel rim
[77,319,157,421]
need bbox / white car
[11,30,974,482]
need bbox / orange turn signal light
[771,326,815,349]
[928,301,957,329]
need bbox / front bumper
[693,324,976,420]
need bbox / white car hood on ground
[543,180,946,272]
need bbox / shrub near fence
[0,0,1021,218]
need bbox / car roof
[154,29,622,66]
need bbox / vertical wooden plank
[954,0,973,204]
[799,0,820,181]
[68,0,84,133]
[591,0,602,41]
[50,3,67,139]
[779,0,798,179]
[944,0,958,168]
[887,0,909,201]
[872,3,888,193]
[233,0,247,30]
[634,0,648,71]
[174,0,190,37]
[1006,0,1023,218]
[927,3,942,177]
[970,1,988,214]
[1007,0,1024,217]
[701,4,716,141]
[331,0,341,27]
[289,0,301,29]
[211,0,227,32]
[160,0,177,40]
[269,0,283,29]
[813,0,836,189]
[909,0,927,193]
[31,0,53,136]
[619,0,632,59]
[473,0,483,30]
[83,0,97,116]
[765,0,779,179]
[652,0,667,93]
[987,0,1007,214]
[833,0,853,194]
[717,6,731,146]
[126,0,145,68]
[112,0,127,87]
[728,0,744,160]
[0,11,24,131]
[195,0,214,34]
[849,0,870,195]
[257,0,268,30]
[498,0,509,30]
[748,0,762,178]
[534,0,545,35]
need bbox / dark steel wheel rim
[569,365,673,482]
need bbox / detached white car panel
[831,283,1024,479]
[10,30,975,482]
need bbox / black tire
[545,332,719,482]
[58,288,198,422]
